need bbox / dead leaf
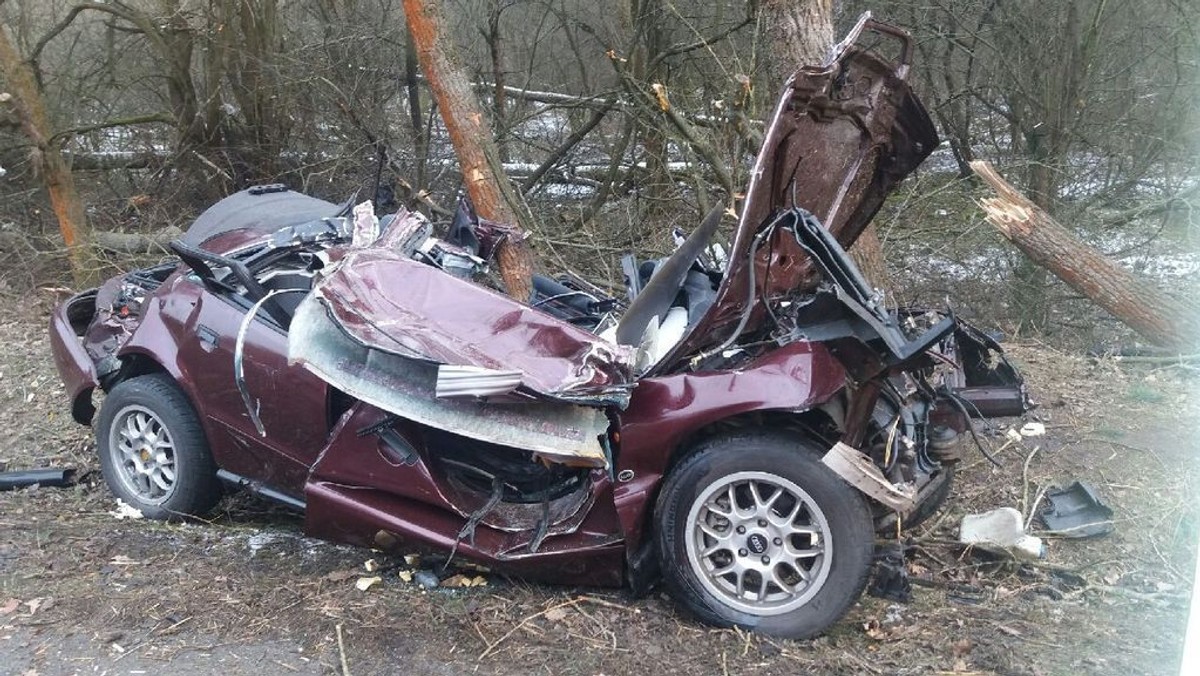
[355,576,382,592]
[24,598,44,614]
[363,558,379,573]
[544,607,569,622]
[397,570,413,583]
[0,598,19,615]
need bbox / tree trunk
[402,0,534,300]
[760,0,835,86]
[972,161,1200,351]
[0,22,99,288]
[760,1,893,293]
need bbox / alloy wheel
[684,471,833,615]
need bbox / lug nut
[761,556,770,565]
[773,537,783,546]
[736,525,746,534]
[758,519,768,527]
[738,548,748,557]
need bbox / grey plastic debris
[414,570,440,589]
[1040,481,1114,538]
[959,507,1045,559]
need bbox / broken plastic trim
[435,365,524,399]
[821,442,915,514]
[0,468,76,491]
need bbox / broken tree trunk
[0,22,100,288]
[402,0,534,301]
[972,160,1200,351]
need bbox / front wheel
[96,374,221,520]
[655,431,874,639]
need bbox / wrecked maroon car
[49,19,1026,639]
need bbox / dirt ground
[1,293,1197,676]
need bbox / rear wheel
[96,374,220,520]
[655,431,874,639]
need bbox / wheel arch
[620,406,843,593]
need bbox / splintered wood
[971,160,1199,351]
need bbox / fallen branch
[971,160,1200,351]
[335,623,351,676]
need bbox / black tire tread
[96,374,221,520]
[654,429,874,639]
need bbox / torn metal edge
[287,294,609,467]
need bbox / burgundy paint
[45,20,1023,593]
[312,247,632,401]
[48,293,100,423]
[659,25,938,371]
[613,341,847,548]
[304,481,626,586]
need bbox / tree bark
[760,0,892,294]
[972,161,1200,351]
[760,0,835,86]
[0,22,100,288]
[402,0,534,301]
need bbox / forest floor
[1,291,1197,676]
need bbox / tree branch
[520,98,613,194]
[49,112,173,143]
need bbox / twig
[335,623,351,676]
[1024,485,1048,531]
[478,598,578,660]
[1020,445,1041,519]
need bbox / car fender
[613,340,847,549]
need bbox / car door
[174,283,330,494]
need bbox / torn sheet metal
[304,247,633,407]
[822,442,916,514]
[288,296,609,467]
[658,21,939,371]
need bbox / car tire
[906,465,955,529]
[655,430,874,639]
[96,374,220,520]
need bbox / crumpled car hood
[291,246,634,407]
[656,19,939,372]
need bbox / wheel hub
[108,404,178,505]
[684,471,833,616]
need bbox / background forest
[0,0,1196,348]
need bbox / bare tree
[973,161,1199,350]
[0,16,98,286]
[403,0,535,300]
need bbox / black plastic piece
[1040,481,1114,538]
[216,469,305,510]
[868,541,912,602]
[169,239,291,326]
[248,183,288,195]
[0,468,76,491]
